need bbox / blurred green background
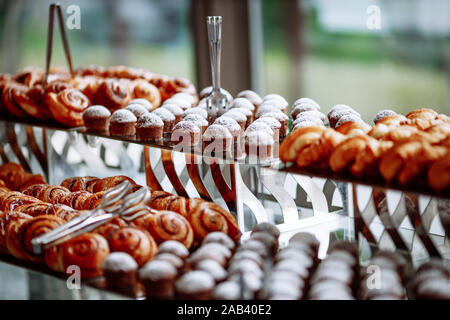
[0,0,448,123]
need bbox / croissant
[107,227,157,267]
[45,233,110,278]
[428,151,450,192]
[93,78,131,112]
[396,144,447,185]
[350,140,393,177]
[336,121,371,136]
[130,79,161,109]
[133,210,194,249]
[329,135,376,172]
[279,126,325,162]
[296,128,346,168]
[45,88,90,127]
[379,140,425,183]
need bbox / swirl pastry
[133,210,194,249]
[59,191,92,210]
[108,227,157,267]
[188,202,241,242]
[45,88,90,127]
[0,195,40,212]
[46,233,110,278]
[93,79,131,112]
[0,211,32,254]
[130,79,161,108]
[13,84,52,120]
[2,83,29,117]
[9,215,65,263]
[60,176,100,192]
[12,202,51,217]
[93,216,128,239]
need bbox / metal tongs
[31,180,153,254]
[206,16,229,122]
[45,3,74,85]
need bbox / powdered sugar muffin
[171,120,201,146]
[171,92,198,107]
[244,121,274,137]
[161,103,184,123]
[183,113,209,133]
[183,107,208,119]
[328,105,360,128]
[244,130,274,161]
[255,104,281,119]
[236,90,262,109]
[136,112,164,141]
[203,124,233,153]
[163,97,191,111]
[214,116,242,143]
[262,94,288,113]
[293,110,327,126]
[83,105,111,133]
[152,107,176,133]
[222,109,247,131]
[259,112,289,138]
[231,97,256,113]
[373,109,397,124]
[109,109,137,137]
[253,117,281,141]
[129,98,154,111]
[125,103,148,119]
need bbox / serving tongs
[205,16,230,122]
[44,3,74,86]
[31,180,151,254]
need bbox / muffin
[202,124,233,154]
[222,109,247,131]
[171,120,201,146]
[102,252,139,297]
[175,270,215,300]
[327,105,360,128]
[245,131,274,161]
[161,103,184,123]
[259,112,289,138]
[109,109,137,137]
[153,253,184,273]
[125,103,148,119]
[253,117,281,142]
[195,259,227,283]
[252,222,280,239]
[229,107,253,127]
[183,113,209,133]
[163,97,191,111]
[235,90,262,109]
[183,107,208,119]
[213,116,242,144]
[129,98,154,111]
[139,260,178,299]
[171,92,197,107]
[151,107,176,133]
[136,112,164,141]
[83,105,111,133]
[157,240,189,260]
[212,281,242,300]
[202,232,236,251]
[244,121,274,138]
[231,97,256,114]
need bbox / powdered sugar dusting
[175,271,215,293]
[173,120,201,133]
[152,107,176,121]
[245,122,274,135]
[161,104,183,116]
[223,110,247,122]
[260,112,288,121]
[184,107,207,119]
[203,124,233,139]
[254,117,281,129]
[214,116,241,135]
[102,252,138,272]
[245,130,274,145]
[83,105,111,118]
[136,112,164,127]
[126,103,148,118]
[110,109,137,123]
[231,98,255,111]
[373,109,397,124]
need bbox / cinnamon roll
[130,79,161,108]
[135,210,194,249]
[188,202,241,242]
[12,215,65,263]
[13,84,52,120]
[93,79,131,112]
[45,88,90,127]
[47,233,110,278]
[108,227,157,267]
